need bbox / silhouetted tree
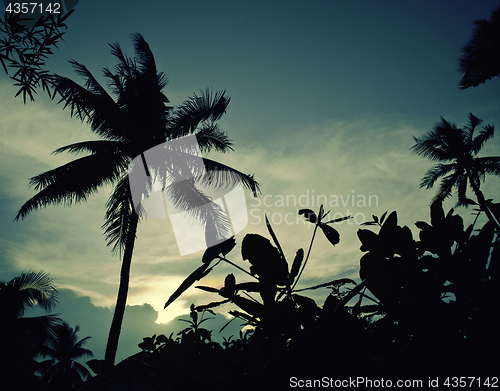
[0,6,75,101]
[38,322,93,391]
[458,6,500,89]
[15,33,260,364]
[411,113,500,232]
[0,271,61,387]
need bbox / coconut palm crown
[15,33,260,364]
[411,113,500,231]
[38,322,93,391]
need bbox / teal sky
[1,0,500,363]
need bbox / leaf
[219,317,237,333]
[319,223,340,246]
[357,229,379,252]
[219,273,237,298]
[265,214,286,261]
[202,236,236,263]
[323,215,352,224]
[289,248,304,284]
[195,286,220,293]
[318,204,324,222]
[298,208,318,224]
[294,278,356,292]
[164,263,211,308]
[155,334,169,344]
[380,211,388,225]
[372,215,379,224]
[228,309,256,323]
[334,277,368,311]
[415,221,431,230]
[231,295,264,317]
[430,200,445,227]
[193,299,230,312]
[224,273,236,289]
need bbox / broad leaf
[298,208,318,224]
[265,214,286,262]
[357,229,379,252]
[323,215,352,224]
[319,223,340,246]
[289,248,304,284]
[195,286,220,293]
[164,263,211,308]
[194,299,230,312]
[294,278,356,292]
[202,236,236,263]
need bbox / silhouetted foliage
[458,6,500,89]
[38,321,93,391]
[78,200,499,390]
[0,271,61,388]
[0,7,74,101]
[412,113,500,232]
[358,200,498,374]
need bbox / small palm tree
[458,6,500,89]
[38,322,93,391]
[411,113,500,232]
[0,271,60,387]
[15,33,259,364]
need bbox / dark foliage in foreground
[86,201,498,390]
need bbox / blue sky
[1,0,500,363]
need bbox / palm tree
[411,113,500,232]
[0,271,61,387]
[15,33,260,364]
[38,322,93,391]
[458,6,500,89]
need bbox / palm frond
[73,361,93,381]
[411,134,450,161]
[456,172,470,207]
[109,42,135,79]
[202,157,261,197]
[476,156,500,176]
[458,6,500,89]
[130,32,168,89]
[1,271,58,316]
[463,112,482,147]
[102,176,135,252]
[432,171,460,203]
[471,124,495,155]
[56,66,132,141]
[168,89,230,139]
[195,124,234,153]
[165,178,232,244]
[15,153,129,220]
[52,140,124,156]
[420,163,455,189]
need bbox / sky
[1,0,500,364]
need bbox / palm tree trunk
[104,211,140,364]
[467,172,500,233]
